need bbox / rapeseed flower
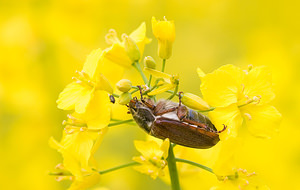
[199,64,281,139]
[133,138,170,179]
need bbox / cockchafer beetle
[128,87,226,149]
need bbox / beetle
[128,89,226,149]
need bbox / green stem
[133,62,148,84]
[175,158,214,174]
[108,119,134,127]
[168,84,179,100]
[98,162,139,175]
[167,143,181,190]
[148,75,152,87]
[162,59,166,72]
[112,93,119,98]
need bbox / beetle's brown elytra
[128,89,226,149]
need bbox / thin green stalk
[167,143,181,190]
[130,88,139,94]
[175,158,214,174]
[168,84,179,100]
[112,93,119,98]
[148,74,152,87]
[165,90,179,97]
[108,119,134,127]
[98,162,139,175]
[133,62,148,84]
[162,59,166,72]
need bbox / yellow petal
[68,172,101,190]
[134,140,161,159]
[129,22,151,58]
[100,55,125,85]
[147,83,174,96]
[152,17,175,42]
[144,67,172,83]
[240,104,281,138]
[208,104,243,141]
[212,138,242,177]
[201,64,244,107]
[57,82,89,112]
[83,90,111,129]
[197,67,206,79]
[102,43,132,68]
[75,88,94,114]
[82,48,103,79]
[243,66,275,105]
[160,138,170,159]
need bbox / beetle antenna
[178,92,183,106]
[137,86,143,100]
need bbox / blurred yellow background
[1,0,300,189]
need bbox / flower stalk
[167,143,181,190]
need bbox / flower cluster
[50,16,281,190]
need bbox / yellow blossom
[49,128,107,180]
[152,17,175,59]
[50,164,101,190]
[103,22,151,68]
[144,67,179,96]
[57,49,113,114]
[132,138,170,179]
[210,169,270,190]
[199,64,281,139]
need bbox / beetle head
[129,97,155,133]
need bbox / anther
[244,113,252,120]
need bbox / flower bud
[122,34,141,62]
[144,56,156,69]
[118,92,132,105]
[116,79,132,92]
[96,74,113,94]
[181,93,210,111]
[152,16,175,59]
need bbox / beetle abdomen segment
[151,118,220,149]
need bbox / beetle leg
[143,99,156,110]
[217,124,227,133]
[137,85,143,100]
[181,118,209,130]
[178,92,183,106]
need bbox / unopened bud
[123,34,140,62]
[118,92,132,105]
[144,56,156,69]
[152,16,175,59]
[96,74,113,94]
[181,93,210,111]
[116,79,132,92]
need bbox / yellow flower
[50,164,101,190]
[144,67,179,96]
[152,17,175,59]
[103,22,151,68]
[199,64,281,139]
[132,138,170,179]
[57,48,113,114]
[210,169,270,190]
[49,128,107,180]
